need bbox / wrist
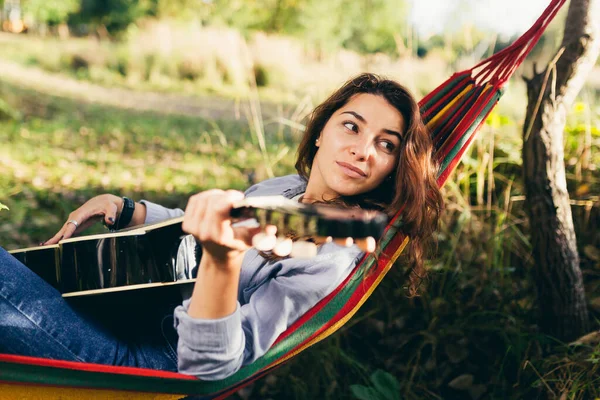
[201,250,245,270]
[131,201,147,226]
[189,254,241,319]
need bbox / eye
[343,121,358,132]
[380,140,397,152]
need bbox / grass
[0,80,298,249]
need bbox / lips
[336,161,367,178]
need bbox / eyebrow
[341,111,404,140]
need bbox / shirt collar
[281,176,307,199]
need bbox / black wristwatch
[117,197,135,230]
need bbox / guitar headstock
[230,196,388,257]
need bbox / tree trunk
[522,0,600,341]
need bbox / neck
[303,179,338,204]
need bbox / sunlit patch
[101,175,111,187]
[61,174,74,186]
[573,102,586,113]
[32,176,46,189]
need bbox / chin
[329,182,373,198]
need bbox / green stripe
[420,73,472,119]
[430,85,483,143]
[0,362,209,396]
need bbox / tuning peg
[252,232,277,251]
[290,240,318,258]
[273,237,293,257]
[355,237,376,253]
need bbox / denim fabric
[0,247,178,371]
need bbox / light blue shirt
[140,174,364,380]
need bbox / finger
[206,189,242,219]
[44,227,66,245]
[333,237,354,247]
[182,192,208,237]
[232,225,262,247]
[206,191,244,243]
[225,190,246,202]
[355,237,377,253]
[61,220,79,240]
[103,201,119,228]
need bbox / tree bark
[522,0,600,341]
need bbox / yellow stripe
[269,237,410,368]
[435,83,494,154]
[425,84,473,131]
[0,383,185,400]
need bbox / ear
[315,136,321,147]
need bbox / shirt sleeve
[173,248,362,381]
[139,199,184,224]
[140,174,304,225]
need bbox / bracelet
[116,197,135,230]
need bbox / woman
[0,73,443,380]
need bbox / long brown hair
[295,73,444,296]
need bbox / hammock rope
[0,0,567,398]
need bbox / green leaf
[350,384,381,400]
[370,370,401,400]
[0,202,8,211]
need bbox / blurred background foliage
[0,0,599,399]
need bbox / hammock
[0,1,566,398]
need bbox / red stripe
[420,71,470,110]
[421,73,472,120]
[272,250,369,345]
[435,89,495,161]
[272,230,406,358]
[473,0,566,85]
[0,354,196,380]
[431,86,482,145]
[272,204,407,345]
[436,98,498,187]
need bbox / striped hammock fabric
[0,0,566,398]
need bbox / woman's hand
[44,194,123,245]
[184,189,275,319]
[182,189,267,267]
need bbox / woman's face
[306,93,405,201]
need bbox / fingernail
[39,242,44,246]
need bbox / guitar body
[10,219,198,297]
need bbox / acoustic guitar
[9,196,387,298]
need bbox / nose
[350,138,374,161]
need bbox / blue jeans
[0,246,178,371]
